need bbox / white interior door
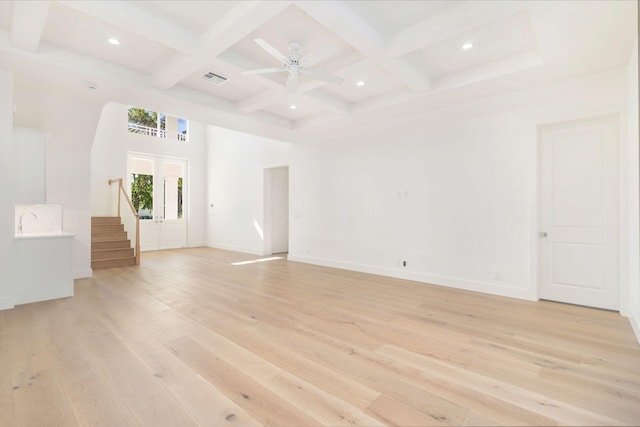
[128,154,187,251]
[271,167,289,254]
[538,116,619,310]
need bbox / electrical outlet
[403,261,407,267]
[493,271,502,281]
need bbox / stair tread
[92,256,136,262]
[92,241,131,248]
[91,231,125,235]
[92,248,132,252]
[92,242,130,246]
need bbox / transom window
[127,106,189,142]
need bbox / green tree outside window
[131,174,153,219]
[128,107,157,128]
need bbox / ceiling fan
[240,39,343,93]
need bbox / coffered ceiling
[0,1,636,142]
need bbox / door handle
[539,231,548,237]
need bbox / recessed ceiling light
[356,80,365,87]
[289,105,297,110]
[108,38,120,45]
[462,42,473,50]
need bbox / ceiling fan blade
[240,67,288,75]
[286,73,298,93]
[302,68,344,85]
[254,38,289,65]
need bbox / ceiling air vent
[200,71,228,86]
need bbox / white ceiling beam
[377,57,431,93]
[293,110,341,131]
[152,1,292,89]
[387,1,526,57]
[199,1,291,56]
[237,89,284,113]
[10,0,51,51]
[303,90,351,113]
[58,0,199,54]
[346,89,418,115]
[432,49,543,90]
[152,54,208,91]
[294,0,384,54]
[218,51,286,90]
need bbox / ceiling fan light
[108,38,120,45]
[462,42,473,50]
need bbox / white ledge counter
[14,231,75,240]
[12,232,75,305]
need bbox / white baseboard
[0,295,15,311]
[287,254,535,301]
[207,242,263,256]
[188,241,207,248]
[74,269,93,279]
[630,309,640,346]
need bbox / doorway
[264,166,289,255]
[127,153,188,251]
[538,115,619,310]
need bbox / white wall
[13,127,46,204]
[627,37,640,341]
[206,126,290,255]
[91,102,208,248]
[91,102,127,217]
[286,67,629,301]
[13,82,102,280]
[0,71,14,309]
[289,112,534,299]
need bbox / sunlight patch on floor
[231,256,284,266]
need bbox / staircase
[91,217,136,269]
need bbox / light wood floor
[1,247,639,426]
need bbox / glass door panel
[129,156,155,220]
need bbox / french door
[127,153,188,251]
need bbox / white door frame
[263,166,289,256]
[531,109,628,313]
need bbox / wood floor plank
[377,343,626,426]
[1,247,639,426]
[43,299,142,427]
[201,318,383,410]
[167,375,262,427]
[366,394,452,426]
[6,303,80,427]
[265,372,385,426]
[244,321,471,425]
[0,329,16,426]
[81,331,199,426]
[166,335,321,426]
